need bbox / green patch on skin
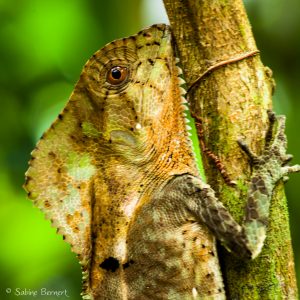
[82,121,100,138]
[67,152,96,181]
[63,185,81,214]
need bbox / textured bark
[163,0,298,299]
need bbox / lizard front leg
[185,111,300,259]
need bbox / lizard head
[72,23,192,167]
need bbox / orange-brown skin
[24,25,225,299]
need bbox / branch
[163,0,298,298]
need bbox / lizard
[24,24,300,300]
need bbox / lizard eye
[106,66,128,85]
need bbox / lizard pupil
[111,68,121,79]
[107,66,128,85]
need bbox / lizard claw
[267,109,276,121]
[265,110,276,146]
[280,165,300,183]
[282,176,290,183]
[282,154,293,165]
[237,139,261,166]
[281,165,300,176]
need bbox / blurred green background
[0,0,299,299]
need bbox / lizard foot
[238,111,300,183]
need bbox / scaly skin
[24,24,300,299]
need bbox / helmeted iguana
[24,24,300,300]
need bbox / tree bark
[163,0,298,299]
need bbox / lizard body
[24,24,299,299]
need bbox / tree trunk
[163,0,298,299]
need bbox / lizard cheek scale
[24,23,300,300]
